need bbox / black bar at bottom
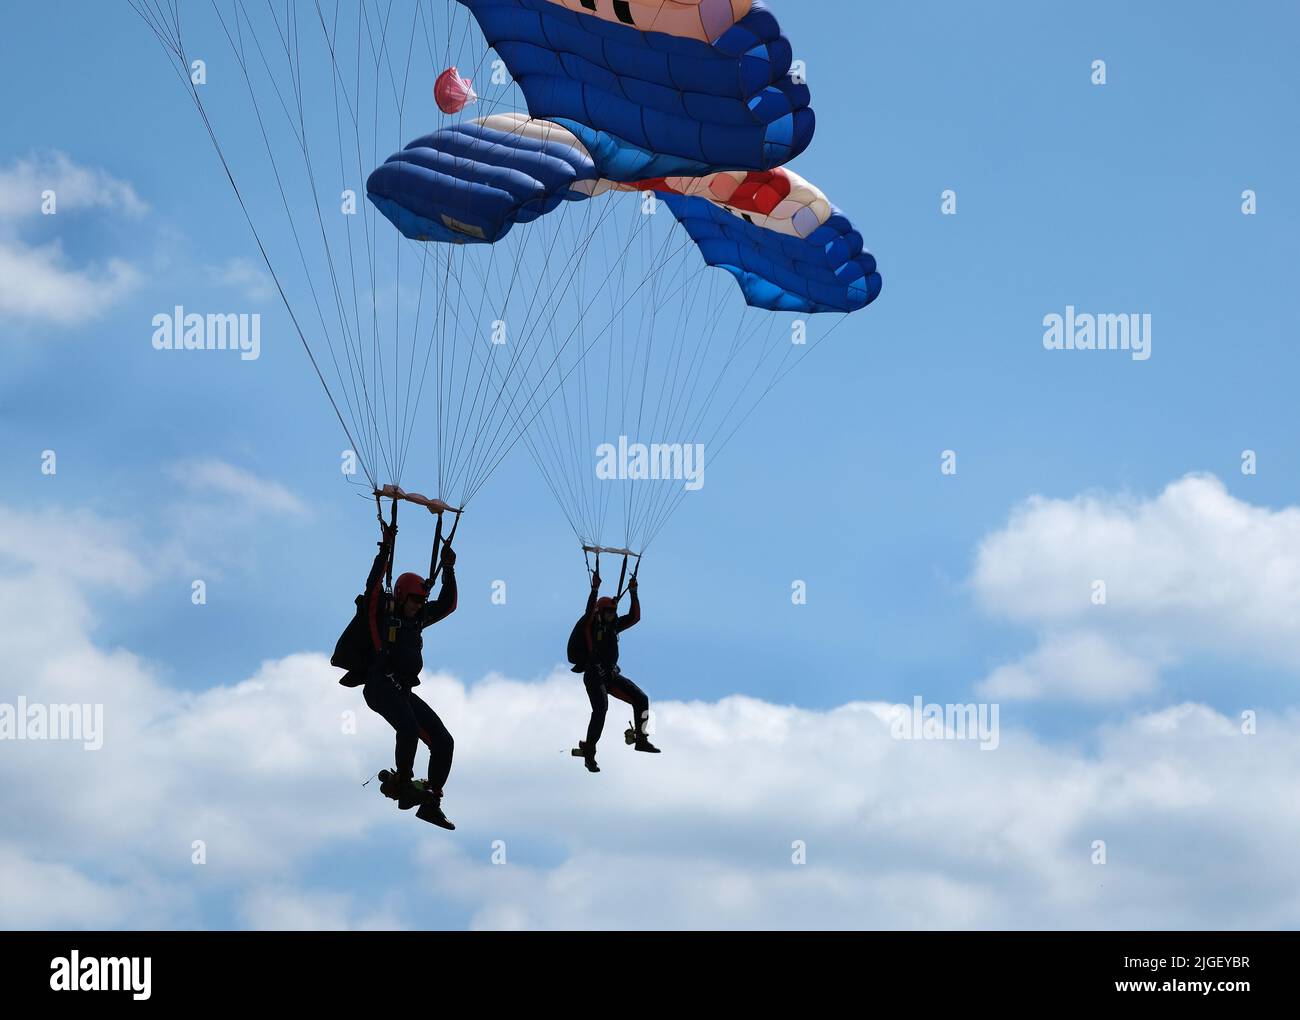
[0,930,1287,1006]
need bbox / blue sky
[2,1,1299,930]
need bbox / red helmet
[394,573,428,601]
[596,596,618,614]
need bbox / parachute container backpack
[566,614,588,673]
[332,595,378,683]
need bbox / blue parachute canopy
[455,0,813,180]
[367,118,597,244]
[658,192,882,314]
[368,117,880,314]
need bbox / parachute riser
[620,555,642,602]
[377,494,399,591]
[430,510,462,589]
[582,545,642,605]
[375,487,462,592]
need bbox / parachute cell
[367,116,596,244]
[649,172,882,313]
[454,0,814,179]
[368,115,881,313]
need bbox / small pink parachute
[434,67,477,115]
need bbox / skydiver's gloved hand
[381,523,398,549]
[440,544,457,569]
[628,575,638,593]
[591,572,601,591]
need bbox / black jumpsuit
[581,589,650,750]
[358,547,457,791]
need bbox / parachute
[623,171,882,313]
[435,68,478,115]
[366,116,599,246]
[454,0,814,179]
[133,0,878,560]
[133,0,676,509]
[368,114,881,313]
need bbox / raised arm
[366,524,396,651]
[420,546,458,627]
[617,583,640,632]
[582,572,601,654]
[364,531,393,592]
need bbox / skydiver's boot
[377,769,404,801]
[399,779,437,811]
[379,770,433,811]
[571,740,600,773]
[624,722,661,753]
[416,790,455,830]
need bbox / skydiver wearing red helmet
[352,520,459,828]
[571,570,660,773]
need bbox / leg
[583,667,610,750]
[607,672,651,738]
[363,674,420,778]
[407,691,454,792]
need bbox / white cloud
[0,238,141,325]
[979,630,1162,702]
[0,150,147,223]
[0,504,149,591]
[0,843,134,929]
[0,504,150,661]
[971,474,1300,701]
[0,152,146,325]
[168,459,307,517]
[211,257,275,303]
[4,495,1300,930]
[238,887,405,931]
[154,459,310,579]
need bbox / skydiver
[356,521,459,829]
[572,571,660,773]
